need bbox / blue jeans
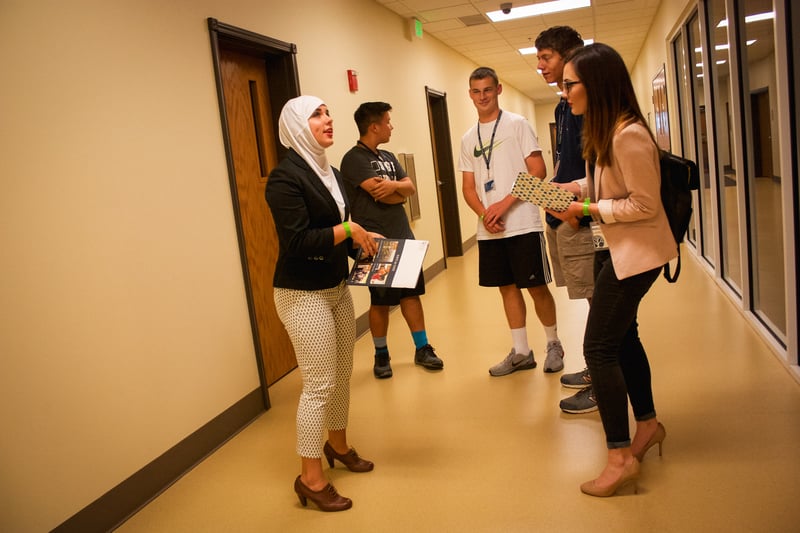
[584,251,661,449]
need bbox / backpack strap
[663,246,681,283]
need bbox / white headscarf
[278,95,345,219]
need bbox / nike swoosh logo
[473,140,505,158]
[511,354,529,366]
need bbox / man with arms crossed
[341,102,443,379]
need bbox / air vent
[459,14,489,26]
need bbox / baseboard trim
[57,256,456,531]
[463,235,477,251]
[53,388,265,533]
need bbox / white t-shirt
[459,110,543,240]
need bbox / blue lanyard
[477,110,502,171]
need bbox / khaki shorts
[546,223,595,299]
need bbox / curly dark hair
[534,26,583,57]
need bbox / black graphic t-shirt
[340,145,414,239]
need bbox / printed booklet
[510,172,575,211]
[347,239,429,288]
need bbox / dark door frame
[207,18,301,409]
[425,87,462,260]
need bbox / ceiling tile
[373,0,661,103]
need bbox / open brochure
[510,172,575,211]
[347,239,429,288]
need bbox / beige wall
[629,0,694,149]
[0,0,542,530]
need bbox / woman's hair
[566,43,656,167]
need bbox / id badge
[590,222,608,250]
[481,169,494,193]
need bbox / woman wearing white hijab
[266,96,380,512]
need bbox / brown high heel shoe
[580,458,640,497]
[323,441,374,472]
[634,422,666,462]
[294,475,352,512]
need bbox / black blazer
[265,150,354,290]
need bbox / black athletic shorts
[369,273,425,306]
[478,232,552,288]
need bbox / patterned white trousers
[273,281,355,458]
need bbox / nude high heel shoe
[580,459,640,497]
[634,422,666,462]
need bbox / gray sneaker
[543,340,564,373]
[559,386,598,414]
[488,349,536,377]
[560,367,591,389]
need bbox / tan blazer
[579,122,677,279]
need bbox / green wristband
[343,221,352,238]
[582,198,591,217]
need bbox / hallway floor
[118,245,800,532]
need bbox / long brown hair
[566,43,656,167]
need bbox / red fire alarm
[347,69,358,93]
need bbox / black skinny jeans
[584,250,661,449]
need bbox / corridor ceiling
[374,0,662,104]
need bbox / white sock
[511,328,530,355]
[544,324,559,343]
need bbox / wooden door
[219,48,296,384]
[652,65,671,151]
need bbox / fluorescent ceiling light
[694,40,755,53]
[694,59,727,69]
[519,39,594,55]
[488,0,591,22]
[717,11,774,28]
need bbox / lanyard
[476,110,502,171]
[556,99,567,163]
[357,140,383,161]
[357,140,396,180]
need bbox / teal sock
[411,330,428,350]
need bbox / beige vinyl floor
[118,245,800,533]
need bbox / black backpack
[659,150,700,282]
